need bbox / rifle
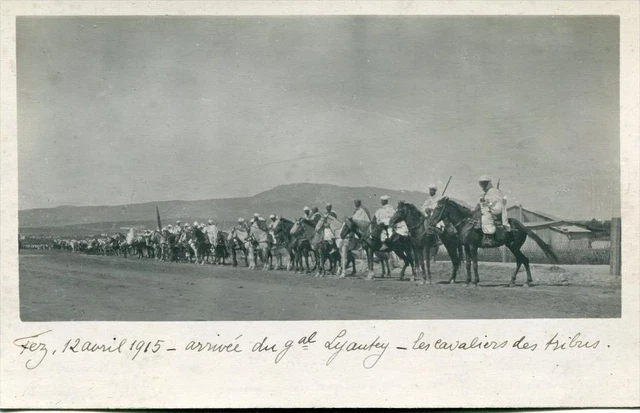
[441,176,453,196]
[156,206,162,230]
[497,179,501,189]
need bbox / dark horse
[289,219,318,274]
[429,197,558,286]
[340,218,408,280]
[389,201,464,284]
[190,226,210,265]
[271,218,297,271]
[211,230,230,265]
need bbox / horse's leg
[471,246,480,285]
[366,247,375,280]
[384,254,390,277]
[315,248,323,277]
[263,247,271,271]
[419,246,429,284]
[339,243,348,278]
[304,250,311,273]
[407,249,416,281]
[248,245,255,270]
[231,246,238,266]
[425,244,432,282]
[408,247,418,283]
[506,241,531,286]
[395,250,408,281]
[463,245,472,285]
[443,241,461,284]
[350,252,356,276]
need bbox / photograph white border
[1,1,638,408]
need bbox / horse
[429,197,558,286]
[108,233,127,257]
[227,228,250,267]
[339,218,390,279]
[148,230,168,261]
[289,219,318,274]
[176,230,194,262]
[389,201,464,284]
[313,215,344,277]
[206,226,229,265]
[270,218,296,271]
[190,226,210,265]
[342,217,416,280]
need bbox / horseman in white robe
[234,217,249,233]
[267,214,278,243]
[352,199,372,222]
[304,206,322,227]
[250,213,268,232]
[477,175,510,234]
[421,183,444,230]
[267,214,278,231]
[374,196,409,245]
[322,203,338,241]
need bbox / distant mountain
[20,183,469,230]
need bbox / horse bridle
[429,201,447,228]
[431,200,470,231]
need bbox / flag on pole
[156,206,162,230]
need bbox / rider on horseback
[235,217,250,232]
[421,184,445,230]
[267,214,278,231]
[250,213,269,232]
[373,195,406,251]
[303,206,322,227]
[421,184,441,217]
[322,203,339,254]
[267,214,278,243]
[476,175,511,233]
[353,199,372,220]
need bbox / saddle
[470,210,507,247]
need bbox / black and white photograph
[16,15,623,321]
[2,1,639,410]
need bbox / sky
[17,16,620,219]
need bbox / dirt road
[19,250,621,321]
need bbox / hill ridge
[19,182,472,229]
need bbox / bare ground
[19,250,621,321]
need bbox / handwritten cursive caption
[12,329,602,371]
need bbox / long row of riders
[50,176,558,286]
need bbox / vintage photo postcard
[1,0,638,409]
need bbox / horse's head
[430,196,470,227]
[340,217,357,239]
[389,200,410,226]
[290,219,302,237]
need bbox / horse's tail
[510,219,558,262]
